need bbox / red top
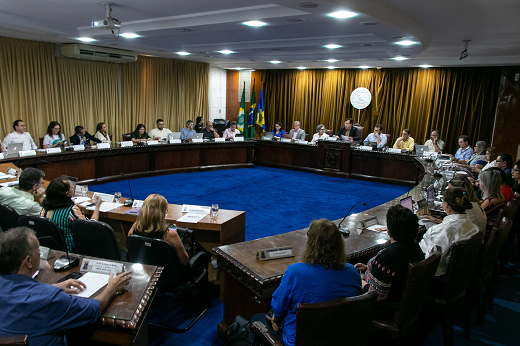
[501,184,515,204]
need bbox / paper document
[177,212,206,223]
[0,173,16,180]
[0,180,18,187]
[72,272,109,298]
[366,224,387,232]
[87,202,123,212]
[72,196,91,204]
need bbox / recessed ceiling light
[120,33,140,39]
[359,66,370,69]
[235,68,244,70]
[269,61,282,64]
[396,40,416,46]
[326,66,337,69]
[243,21,267,27]
[324,44,342,49]
[77,37,96,42]
[324,59,339,63]
[176,52,191,56]
[218,50,235,54]
[391,56,409,61]
[419,65,432,68]
[328,11,357,19]
[297,67,307,70]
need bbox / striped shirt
[41,205,86,252]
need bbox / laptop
[426,184,435,206]
[263,132,274,139]
[6,142,24,156]
[400,196,414,212]
[167,132,181,141]
[193,133,203,139]
[415,145,429,155]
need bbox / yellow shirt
[393,137,415,151]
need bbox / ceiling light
[326,66,337,69]
[324,59,339,63]
[243,21,267,27]
[391,56,408,61]
[359,66,370,69]
[120,33,140,39]
[269,61,282,64]
[77,37,96,42]
[395,40,416,46]
[297,67,307,70]
[328,11,356,19]
[176,52,191,56]
[235,68,244,70]
[218,50,235,54]
[419,65,432,68]
[324,44,342,49]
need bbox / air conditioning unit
[60,44,138,63]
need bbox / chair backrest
[479,217,513,278]
[384,134,391,145]
[282,133,292,139]
[393,246,442,326]
[502,197,520,222]
[127,234,186,287]
[324,129,333,137]
[295,291,378,346]
[72,220,120,260]
[18,215,67,251]
[305,133,310,142]
[354,125,364,140]
[0,203,19,232]
[122,133,132,141]
[440,232,484,298]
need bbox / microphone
[53,244,80,272]
[338,202,367,236]
[121,173,134,206]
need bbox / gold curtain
[264,67,501,153]
[0,37,59,145]
[121,56,209,139]
[56,57,121,141]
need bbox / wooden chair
[354,125,364,140]
[424,232,484,345]
[0,335,28,345]
[324,129,333,137]
[370,246,442,343]
[251,291,378,346]
[384,134,391,146]
[122,133,132,142]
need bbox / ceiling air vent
[61,44,137,63]
[299,2,320,8]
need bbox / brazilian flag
[256,88,265,134]
[237,84,246,136]
[248,84,256,138]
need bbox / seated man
[148,118,172,140]
[180,120,196,140]
[393,128,415,151]
[496,153,514,187]
[424,130,445,153]
[0,167,45,217]
[364,124,387,148]
[452,135,474,162]
[201,121,220,139]
[69,126,102,146]
[0,227,131,346]
[335,118,360,141]
[2,120,38,151]
[222,121,240,139]
[288,121,306,141]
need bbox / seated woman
[131,124,151,144]
[194,116,204,133]
[311,124,329,143]
[513,160,520,194]
[272,122,286,140]
[419,187,479,276]
[41,176,102,252]
[355,205,424,316]
[249,219,362,346]
[43,121,67,149]
[128,194,189,266]
[479,169,505,229]
[489,167,514,204]
[456,141,487,171]
[474,146,498,174]
[94,122,110,143]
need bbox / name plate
[192,138,203,143]
[92,192,115,202]
[281,138,291,143]
[169,139,181,144]
[358,145,373,151]
[257,246,294,261]
[72,145,85,151]
[326,137,337,141]
[214,138,225,142]
[120,141,133,147]
[147,140,160,145]
[262,137,272,141]
[19,150,37,157]
[387,148,402,154]
[39,246,54,259]
[233,136,244,142]
[181,204,211,214]
[357,216,379,230]
[132,200,144,208]
[297,140,308,144]
[80,259,124,274]
[46,147,62,154]
[0,153,4,159]
[96,143,110,149]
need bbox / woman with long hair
[43,121,67,149]
[131,124,150,143]
[272,122,286,141]
[479,169,505,225]
[474,147,498,173]
[128,194,189,266]
[94,122,110,143]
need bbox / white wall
[208,67,227,121]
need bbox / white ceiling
[1,0,519,69]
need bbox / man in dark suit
[335,118,360,141]
[69,126,102,145]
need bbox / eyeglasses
[496,160,504,163]
[512,168,520,172]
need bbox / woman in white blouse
[473,146,498,174]
[43,121,67,149]
[311,124,329,143]
[94,122,110,143]
[419,187,479,276]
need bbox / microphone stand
[121,172,135,206]
[338,202,367,236]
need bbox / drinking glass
[211,204,219,217]
[114,192,122,203]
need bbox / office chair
[18,215,67,252]
[72,219,122,260]
[0,203,19,232]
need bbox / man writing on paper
[0,227,132,346]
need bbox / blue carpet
[90,167,409,241]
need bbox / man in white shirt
[222,121,241,139]
[2,120,38,151]
[0,167,45,217]
[424,130,445,153]
[148,119,172,140]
